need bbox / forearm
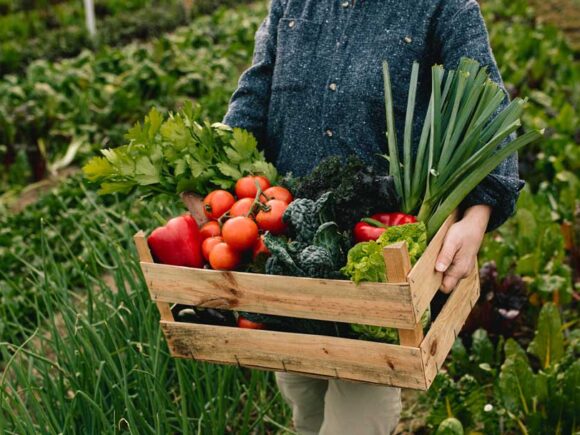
[462,204,491,234]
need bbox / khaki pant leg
[275,372,328,435]
[319,380,401,435]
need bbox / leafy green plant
[497,304,579,434]
[483,0,580,222]
[480,188,573,305]
[0,2,266,194]
[341,222,427,284]
[426,306,579,434]
[83,103,277,197]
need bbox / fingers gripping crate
[134,211,479,391]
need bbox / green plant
[426,306,579,434]
[0,2,266,194]
[0,209,293,433]
[382,58,542,237]
[497,304,579,434]
[480,188,573,306]
[83,103,277,197]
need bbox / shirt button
[325,129,334,137]
[288,20,296,28]
[404,36,413,44]
[329,83,337,91]
[341,1,350,8]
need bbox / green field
[0,0,578,433]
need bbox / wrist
[462,205,491,234]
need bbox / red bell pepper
[148,214,204,268]
[353,212,417,243]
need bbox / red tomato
[261,186,293,204]
[235,176,271,199]
[209,243,241,270]
[256,199,288,235]
[204,190,235,220]
[237,316,265,329]
[202,236,223,261]
[230,197,255,217]
[252,235,270,260]
[222,216,259,251]
[199,221,221,241]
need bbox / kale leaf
[290,156,400,231]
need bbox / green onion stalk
[382,57,543,239]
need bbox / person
[222,1,523,433]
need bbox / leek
[382,57,543,238]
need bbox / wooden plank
[399,323,424,348]
[134,231,153,263]
[161,321,428,390]
[384,242,423,346]
[420,264,480,389]
[407,211,459,320]
[134,232,174,322]
[383,241,411,283]
[141,262,417,329]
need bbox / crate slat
[141,263,417,328]
[384,241,424,346]
[407,211,458,320]
[134,231,174,322]
[161,321,428,390]
[420,264,480,388]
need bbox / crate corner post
[133,231,174,322]
[383,241,424,347]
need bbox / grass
[0,198,293,433]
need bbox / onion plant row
[0,199,292,433]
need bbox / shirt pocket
[272,18,322,91]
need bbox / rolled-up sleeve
[222,0,284,149]
[435,0,525,231]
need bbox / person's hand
[181,192,209,226]
[435,205,491,293]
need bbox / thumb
[435,234,460,273]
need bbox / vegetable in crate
[381,58,543,238]
[354,212,417,243]
[343,222,429,343]
[147,215,203,268]
[342,222,427,284]
[264,192,349,279]
[82,101,277,198]
[242,192,351,336]
[288,156,399,231]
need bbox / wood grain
[407,211,459,320]
[161,321,428,390]
[141,262,417,328]
[134,232,174,322]
[420,264,480,388]
[383,241,412,283]
[384,242,424,346]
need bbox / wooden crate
[134,211,479,390]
